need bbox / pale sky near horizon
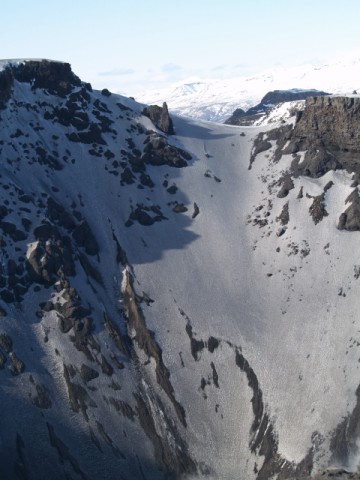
[2,0,360,96]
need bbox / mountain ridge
[224,88,330,126]
[0,59,359,479]
[136,56,360,122]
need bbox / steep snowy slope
[136,55,360,122]
[0,60,360,480]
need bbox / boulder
[9,352,25,375]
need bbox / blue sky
[2,0,360,95]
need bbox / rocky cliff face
[250,94,360,231]
[289,96,360,176]
[284,96,360,231]
[0,60,82,105]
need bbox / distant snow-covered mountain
[136,55,360,122]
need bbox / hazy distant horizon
[2,0,360,95]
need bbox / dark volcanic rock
[99,354,114,376]
[102,312,129,357]
[173,203,188,213]
[9,352,25,375]
[0,333,13,353]
[207,336,220,353]
[107,397,135,421]
[277,202,290,225]
[46,198,76,230]
[35,146,62,170]
[134,393,197,477]
[80,364,99,383]
[309,193,328,225]
[290,96,360,177]
[277,174,294,198]
[72,220,99,255]
[142,102,175,134]
[185,321,205,361]
[47,422,86,478]
[0,351,6,369]
[261,89,329,106]
[0,221,27,242]
[338,190,360,231]
[250,134,272,167]
[67,123,105,145]
[313,468,360,479]
[224,107,246,125]
[121,167,135,185]
[27,233,75,285]
[0,66,13,109]
[142,135,190,168]
[192,202,200,219]
[127,204,167,227]
[123,270,187,427]
[63,364,96,420]
[11,60,81,97]
[78,252,103,285]
[31,382,52,409]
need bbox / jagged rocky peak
[142,101,175,134]
[0,59,84,106]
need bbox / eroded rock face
[11,60,82,96]
[290,96,360,177]
[142,102,175,134]
[338,190,360,231]
[0,67,13,108]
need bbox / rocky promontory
[289,96,360,177]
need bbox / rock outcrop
[142,102,175,134]
[289,96,360,177]
[12,60,82,96]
